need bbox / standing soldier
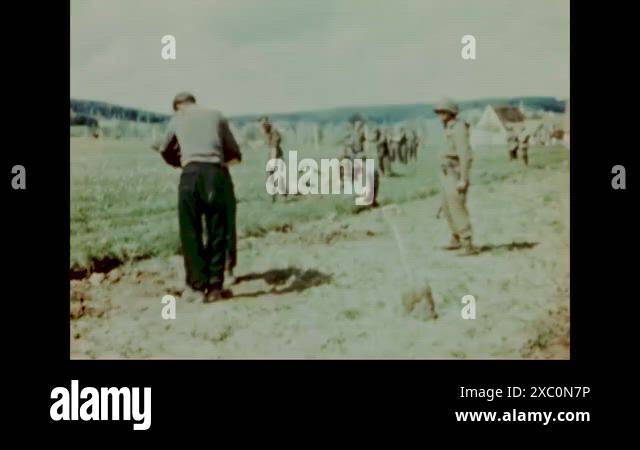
[434,99,476,255]
[372,127,392,176]
[154,92,242,302]
[259,116,283,202]
[343,120,379,207]
[408,129,420,161]
[385,127,397,162]
[346,120,366,158]
[396,127,409,164]
[508,123,530,165]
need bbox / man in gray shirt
[155,92,241,302]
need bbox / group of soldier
[154,92,481,303]
[342,120,420,177]
[257,99,476,256]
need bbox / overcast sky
[71,0,570,116]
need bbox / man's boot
[442,234,462,250]
[204,286,233,303]
[181,286,206,303]
[458,237,479,256]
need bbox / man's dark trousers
[178,162,235,291]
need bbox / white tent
[470,105,513,148]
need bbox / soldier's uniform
[342,121,379,207]
[343,120,366,159]
[408,129,419,161]
[396,127,409,164]
[435,99,475,254]
[372,127,392,175]
[508,124,530,165]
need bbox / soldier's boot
[442,234,462,250]
[457,237,479,256]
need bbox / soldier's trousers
[378,150,391,176]
[178,162,236,291]
[440,160,472,240]
[509,143,529,165]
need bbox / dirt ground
[70,159,569,359]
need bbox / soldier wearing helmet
[434,98,477,255]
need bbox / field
[70,129,570,358]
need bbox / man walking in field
[434,99,477,255]
[155,92,242,302]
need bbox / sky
[70,0,570,116]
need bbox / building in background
[470,105,526,148]
[70,108,99,138]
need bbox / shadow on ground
[232,267,333,299]
[475,241,539,255]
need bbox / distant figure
[259,116,283,202]
[343,120,379,207]
[153,92,242,302]
[507,124,519,160]
[385,127,397,162]
[434,98,476,255]
[372,127,392,176]
[517,126,530,166]
[343,120,366,159]
[508,124,530,166]
[395,127,409,164]
[407,129,420,161]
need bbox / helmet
[434,98,459,115]
[172,92,196,111]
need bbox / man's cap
[433,98,459,115]
[172,92,196,111]
[258,115,270,123]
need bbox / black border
[5,1,627,434]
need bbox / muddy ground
[71,160,569,359]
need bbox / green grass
[70,137,568,273]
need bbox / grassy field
[70,133,570,359]
[70,133,568,274]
